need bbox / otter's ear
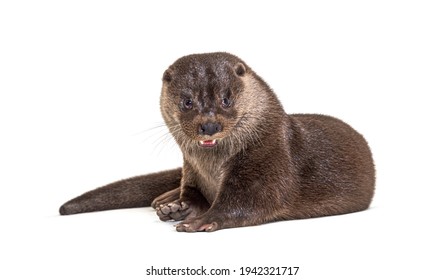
[234,62,246,76]
[163,69,173,83]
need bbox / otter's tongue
[199,139,218,148]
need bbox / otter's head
[160,52,281,153]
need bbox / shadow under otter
[60,52,375,232]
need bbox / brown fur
[59,52,375,232]
[59,168,182,215]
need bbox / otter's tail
[59,168,182,215]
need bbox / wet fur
[60,52,375,232]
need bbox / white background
[1,1,444,279]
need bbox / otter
[59,52,375,232]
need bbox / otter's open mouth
[198,139,218,148]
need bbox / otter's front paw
[156,201,192,221]
[175,218,220,232]
[151,188,181,209]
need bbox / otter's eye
[222,97,231,108]
[182,99,193,110]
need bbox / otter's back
[289,114,375,214]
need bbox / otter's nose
[198,122,222,136]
